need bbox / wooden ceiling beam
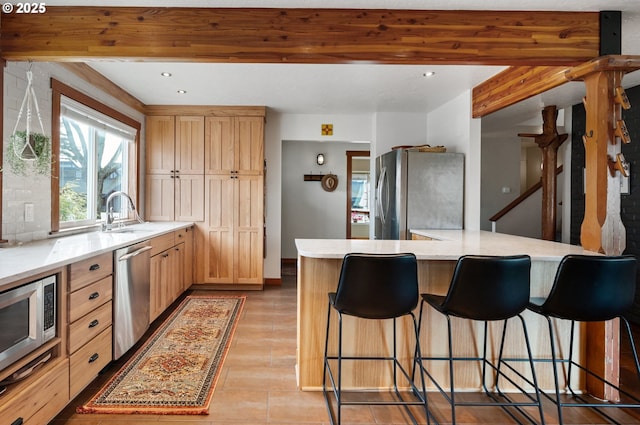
[1,7,599,65]
[473,56,640,119]
[472,66,571,118]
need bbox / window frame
[51,79,141,233]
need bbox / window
[52,80,141,232]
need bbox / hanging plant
[6,130,51,175]
[3,67,52,176]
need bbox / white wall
[373,112,427,157]
[263,111,375,278]
[2,62,144,243]
[426,90,481,230]
[480,133,522,231]
[281,140,369,258]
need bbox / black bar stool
[323,253,429,425]
[525,254,640,424]
[414,254,545,425]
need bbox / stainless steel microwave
[0,275,56,372]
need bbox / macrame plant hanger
[12,68,46,160]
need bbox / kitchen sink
[109,228,148,233]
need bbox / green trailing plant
[5,131,52,175]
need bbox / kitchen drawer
[150,232,175,256]
[68,275,113,323]
[69,252,113,292]
[69,327,112,397]
[175,226,191,242]
[68,300,113,354]
[0,358,69,425]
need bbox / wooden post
[519,105,568,240]
[566,56,640,401]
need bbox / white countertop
[0,222,193,286]
[295,230,598,261]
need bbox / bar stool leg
[412,300,432,425]
[518,314,546,425]
[494,320,509,396]
[411,312,431,425]
[323,303,345,425]
[446,314,457,425]
[493,316,546,425]
[622,317,640,379]
[544,315,565,425]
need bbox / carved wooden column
[565,55,640,400]
[519,105,568,240]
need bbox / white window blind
[60,96,136,141]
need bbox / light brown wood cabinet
[205,116,264,175]
[0,268,68,425]
[196,115,264,285]
[145,108,265,287]
[149,229,192,322]
[0,357,70,425]
[145,115,205,221]
[176,226,194,291]
[67,252,113,398]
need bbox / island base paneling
[297,255,581,392]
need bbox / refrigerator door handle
[377,166,387,224]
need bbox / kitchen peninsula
[295,230,598,391]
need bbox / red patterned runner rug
[78,295,245,415]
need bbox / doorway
[346,150,371,239]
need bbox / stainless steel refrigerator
[374,150,464,239]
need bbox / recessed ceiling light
[177,89,187,94]
[160,72,172,77]
[423,71,436,77]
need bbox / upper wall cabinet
[145,116,205,221]
[205,116,264,175]
[147,116,205,174]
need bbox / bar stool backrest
[333,253,419,319]
[538,254,637,321]
[441,255,532,321]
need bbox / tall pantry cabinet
[145,107,265,287]
[199,115,264,285]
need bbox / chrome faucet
[103,191,144,231]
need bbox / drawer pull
[89,353,99,363]
[89,319,99,328]
[89,263,101,271]
[11,418,23,425]
[89,292,100,300]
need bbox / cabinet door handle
[89,319,99,328]
[89,264,100,271]
[89,292,100,300]
[11,418,23,425]
[88,353,99,363]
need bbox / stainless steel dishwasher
[113,240,152,359]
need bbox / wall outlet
[24,203,34,222]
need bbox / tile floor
[51,272,640,425]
